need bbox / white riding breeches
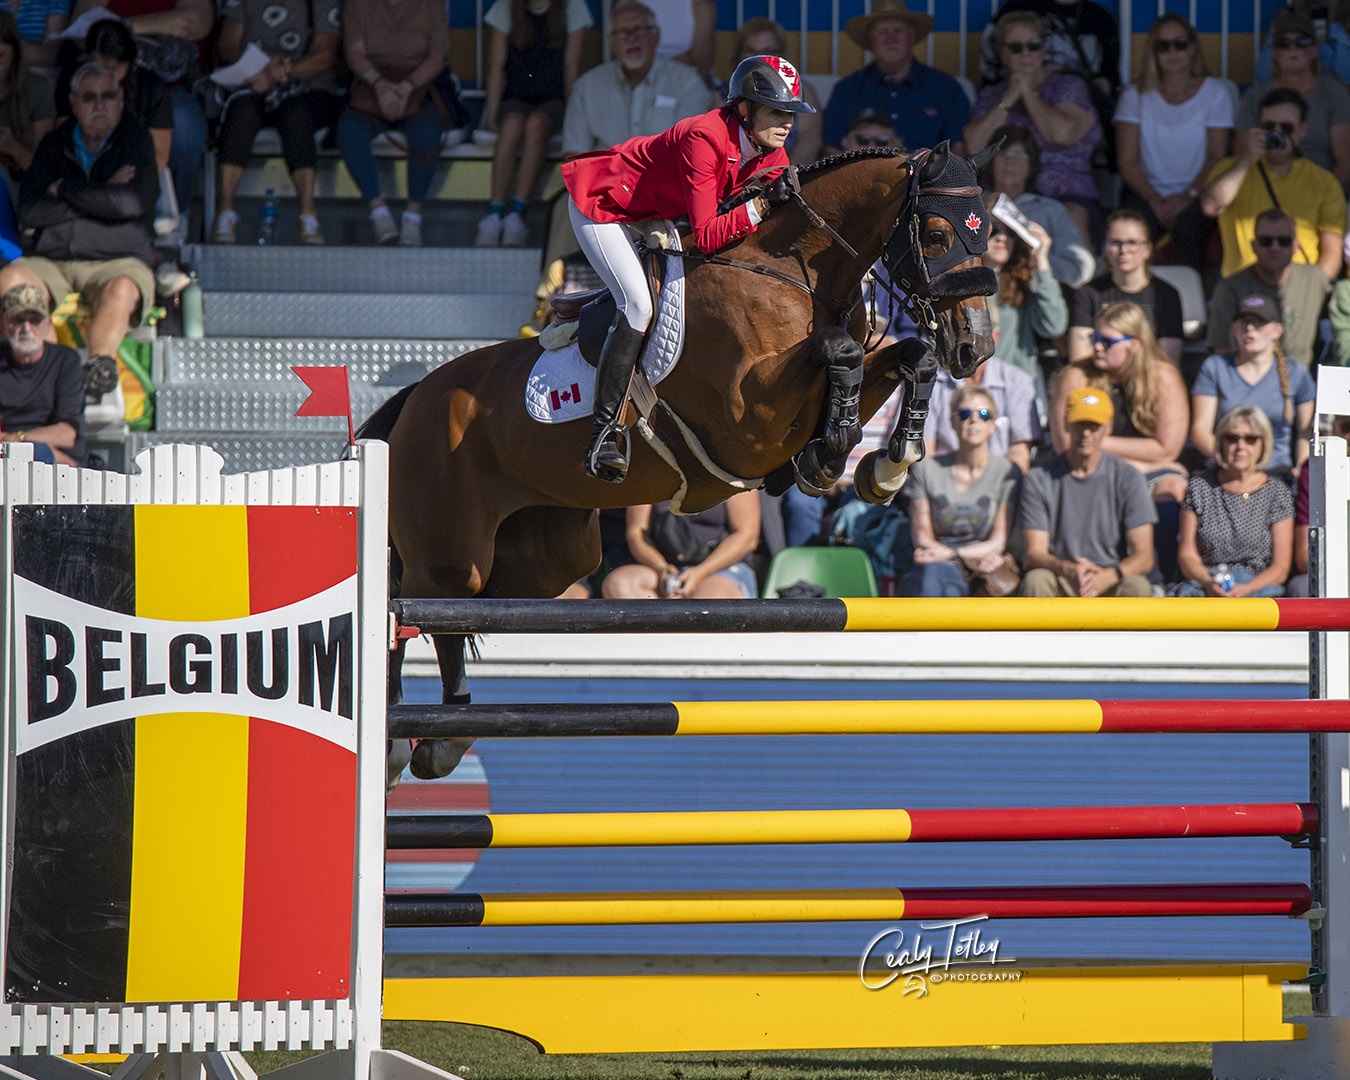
[567,198,655,332]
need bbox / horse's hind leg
[408,633,476,779]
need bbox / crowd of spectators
[555,0,1350,600]
[1,0,1349,605]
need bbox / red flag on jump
[293,365,354,445]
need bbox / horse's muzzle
[926,265,999,299]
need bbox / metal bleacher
[132,244,538,472]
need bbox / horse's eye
[925,229,947,247]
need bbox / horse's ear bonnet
[914,147,991,272]
[883,145,994,294]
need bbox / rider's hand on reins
[764,170,798,208]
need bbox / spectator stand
[134,244,536,471]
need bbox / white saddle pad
[526,249,686,424]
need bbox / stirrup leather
[586,420,630,483]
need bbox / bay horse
[360,141,999,784]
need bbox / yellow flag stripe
[125,506,250,1003]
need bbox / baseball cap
[1270,11,1317,40]
[1232,294,1280,325]
[1065,386,1114,426]
[1,284,49,320]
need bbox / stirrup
[585,422,630,483]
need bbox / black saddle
[548,246,671,367]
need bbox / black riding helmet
[726,54,816,114]
[726,54,814,153]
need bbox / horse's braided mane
[796,145,907,178]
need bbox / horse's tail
[356,382,418,444]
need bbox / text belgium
[27,613,354,722]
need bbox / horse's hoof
[410,737,473,779]
[852,451,898,506]
[386,738,413,793]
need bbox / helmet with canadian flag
[726,54,816,114]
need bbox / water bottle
[1213,563,1234,593]
[181,273,203,339]
[258,189,278,245]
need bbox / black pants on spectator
[217,89,339,173]
[1118,186,1216,274]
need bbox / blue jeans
[337,100,443,203]
[1170,564,1284,598]
[169,86,207,219]
[781,485,828,547]
[901,560,968,597]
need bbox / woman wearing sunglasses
[1113,15,1230,273]
[1237,10,1350,186]
[1052,300,1189,498]
[965,10,1101,240]
[903,386,1020,599]
[1172,405,1293,598]
[1191,294,1315,480]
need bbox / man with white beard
[0,284,85,467]
[561,1,708,156]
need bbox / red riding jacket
[561,106,788,253]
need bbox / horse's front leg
[853,336,937,505]
[790,325,865,496]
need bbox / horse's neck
[756,159,912,314]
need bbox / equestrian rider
[561,54,815,483]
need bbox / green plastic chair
[761,546,879,598]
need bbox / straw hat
[845,0,935,48]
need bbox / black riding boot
[584,314,645,483]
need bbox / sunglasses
[1221,433,1262,446]
[1004,39,1043,54]
[1152,36,1191,53]
[989,226,1011,239]
[852,135,893,147]
[7,313,45,326]
[1255,234,1293,247]
[77,90,118,103]
[1274,35,1315,48]
[1092,332,1133,348]
[1261,120,1297,135]
[956,407,993,421]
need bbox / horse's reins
[660,158,981,346]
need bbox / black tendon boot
[584,314,646,483]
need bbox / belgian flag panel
[5,504,359,1004]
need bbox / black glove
[764,169,798,208]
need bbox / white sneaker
[212,209,238,243]
[370,207,398,245]
[155,261,191,296]
[399,212,422,247]
[501,210,529,247]
[475,211,503,247]
[298,213,324,245]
